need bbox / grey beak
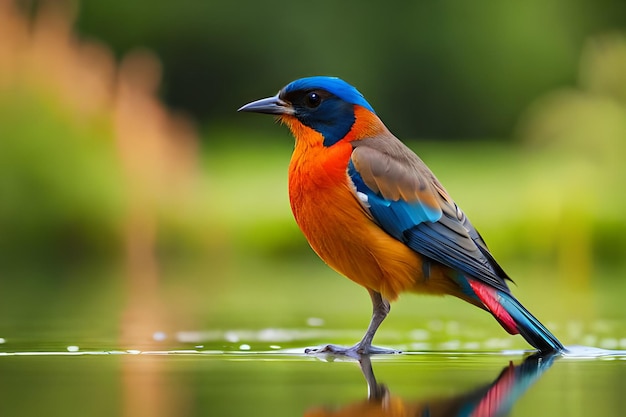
[237,95,294,115]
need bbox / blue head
[238,76,376,146]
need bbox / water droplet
[67,346,79,352]
[409,329,430,341]
[483,338,512,349]
[428,320,444,332]
[307,317,325,327]
[152,331,167,341]
[440,340,461,350]
[600,338,619,349]
[463,341,481,350]
[582,334,598,346]
[410,342,431,351]
[225,331,240,343]
[446,321,460,335]
[239,344,251,351]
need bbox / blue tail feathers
[498,291,564,353]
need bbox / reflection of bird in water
[304,353,558,417]
[239,77,563,356]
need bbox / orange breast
[285,128,428,301]
[282,113,466,302]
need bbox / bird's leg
[305,290,400,357]
[354,290,393,353]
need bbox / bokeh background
[2,1,626,416]
[1,0,626,353]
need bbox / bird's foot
[305,344,401,358]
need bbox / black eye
[305,91,322,108]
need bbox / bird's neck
[284,106,390,219]
[344,106,389,141]
[280,106,388,150]
[284,106,390,210]
[287,128,353,192]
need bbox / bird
[238,76,563,356]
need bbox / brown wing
[351,135,446,209]
[349,135,512,290]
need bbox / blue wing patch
[348,158,510,293]
[348,160,442,240]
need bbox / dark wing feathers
[404,202,511,292]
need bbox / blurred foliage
[516,31,626,274]
[74,0,626,139]
[0,1,207,262]
[0,86,123,257]
[0,1,626,277]
[1,0,625,277]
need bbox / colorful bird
[238,76,563,355]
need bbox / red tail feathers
[469,280,518,335]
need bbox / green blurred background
[1,0,625,353]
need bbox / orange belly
[288,140,461,302]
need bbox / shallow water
[1,258,625,416]
[1,347,625,417]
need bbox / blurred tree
[0,0,202,262]
[517,31,626,282]
[75,0,626,140]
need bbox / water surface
[0,345,625,417]
[1,259,625,416]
